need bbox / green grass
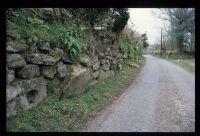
[7,18,86,44]
[152,52,195,73]
[166,58,195,72]
[6,57,145,132]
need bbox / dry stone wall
[6,30,121,118]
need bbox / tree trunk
[177,34,184,54]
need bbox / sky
[128,8,169,45]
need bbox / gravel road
[82,55,195,132]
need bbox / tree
[141,33,149,48]
[158,8,195,53]
[112,8,129,33]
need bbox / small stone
[92,94,99,101]
[100,59,106,65]
[26,53,56,65]
[117,63,122,70]
[57,63,68,79]
[7,41,29,53]
[127,62,139,68]
[105,56,113,60]
[18,64,40,79]
[92,55,99,63]
[62,53,73,64]
[123,54,128,59]
[107,48,111,51]
[99,52,105,58]
[102,64,110,71]
[92,61,100,71]
[80,55,91,67]
[101,61,110,71]
[112,52,120,59]
[57,61,63,66]
[92,71,99,79]
[6,68,15,84]
[7,54,26,69]
[41,66,56,79]
[38,42,51,53]
[49,48,64,62]
[112,59,117,64]
[7,30,21,40]
[28,38,33,43]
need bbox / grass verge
[7,57,145,132]
[153,53,195,73]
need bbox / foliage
[61,25,87,63]
[158,8,195,53]
[112,8,129,33]
[141,33,149,48]
[118,34,142,64]
[7,8,130,34]
[60,9,73,18]
[7,11,87,63]
[64,8,129,32]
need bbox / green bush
[118,35,142,64]
[61,25,87,63]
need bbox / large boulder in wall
[62,64,92,97]
[7,94,29,117]
[6,83,30,117]
[19,77,47,108]
[6,85,22,102]
[7,77,47,117]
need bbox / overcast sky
[128,8,169,45]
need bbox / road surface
[82,55,195,132]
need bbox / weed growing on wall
[118,35,142,64]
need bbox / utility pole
[160,27,163,57]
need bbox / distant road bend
[82,55,195,132]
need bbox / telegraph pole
[160,27,163,57]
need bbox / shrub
[118,34,142,64]
[61,25,87,63]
